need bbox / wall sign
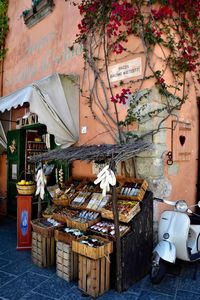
[16,112,39,129]
[108,58,142,83]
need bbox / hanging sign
[108,58,142,83]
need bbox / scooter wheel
[150,258,167,284]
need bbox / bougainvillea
[67,0,200,142]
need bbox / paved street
[0,216,200,300]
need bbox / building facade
[0,0,199,225]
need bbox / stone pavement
[0,216,200,300]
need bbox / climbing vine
[0,0,8,60]
[67,0,200,142]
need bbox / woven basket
[42,213,53,219]
[16,183,36,195]
[52,198,71,206]
[31,218,63,238]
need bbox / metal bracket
[166,151,173,165]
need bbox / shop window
[172,120,191,161]
[22,0,55,28]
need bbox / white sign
[108,58,142,83]
[92,161,121,175]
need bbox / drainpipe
[196,96,200,212]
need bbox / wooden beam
[111,162,122,292]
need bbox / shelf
[27,141,46,144]
[27,149,48,152]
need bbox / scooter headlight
[175,200,188,212]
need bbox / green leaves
[0,0,8,60]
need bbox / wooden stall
[29,141,153,293]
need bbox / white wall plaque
[92,161,121,175]
[108,58,142,83]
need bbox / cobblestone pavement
[0,216,200,300]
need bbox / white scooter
[151,197,200,284]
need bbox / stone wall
[131,86,175,241]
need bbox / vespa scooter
[151,197,200,284]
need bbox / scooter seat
[189,215,200,225]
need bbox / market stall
[26,140,153,296]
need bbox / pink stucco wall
[0,0,199,208]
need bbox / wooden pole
[111,162,122,292]
[37,195,42,218]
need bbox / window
[22,0,54,28]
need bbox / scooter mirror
[198,201,200,208]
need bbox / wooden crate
[55,229,84,246]
[101,200,141,223]
[72,235,113,260]
[56,241,78,282]
[78,254,110,298]
[67,216,101,232]
[117,178,148,201]
[32,231,55,267]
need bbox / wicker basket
[31,218,63,238]
[16,183,36,195]
[54,229,83,246]
[53,198,71,206]
[42,213,53,219]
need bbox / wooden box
[72,235,113,260]
[117,178,148,201]
[54,228,83,246]
[32,231,55,267]
[56,241,78,282]
[78,254,110,298]
[67,216,101,232]
[101,200,141,223]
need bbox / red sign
[16,195,32,250]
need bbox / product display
[104,200,139,214]
[89,220,130,238]
[53,208,79,223]
[42,205,62,218]
[70,210,100,223]
[71,191,91,207]
[117,179,148,201]
[86,193,110,211]
[31,217,64,238]
[47,218,62,227]
[63,227,85,238]
[101,199,141,223]
[79,236,105,248]
[120,184,140,196]
[33,174,149,297]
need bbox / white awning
[0,73,79,151]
